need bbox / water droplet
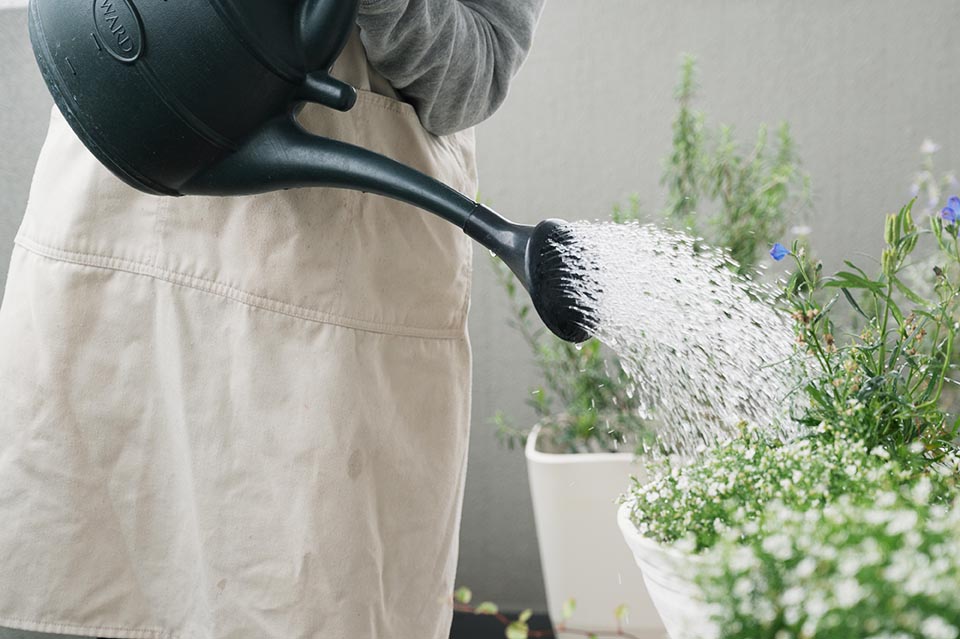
[554,221,807,454]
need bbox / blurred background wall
[2,0,959,613]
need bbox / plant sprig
[782,200,960,455]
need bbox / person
[0,1,545,638]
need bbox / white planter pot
[616,503,719,639]
[525,426,665,638]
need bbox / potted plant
[492,56,808,638]
[618,198,960,638]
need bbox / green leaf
[475,602,499,615]
[886,296,905,325]
[505,621,529,639]
[614,603,630,623]
[518,609,533,623]
[454,586,472,605]
[892,276,927,306]
[562,598,576,620]
[824,271,884,294]
[839,287,868,320]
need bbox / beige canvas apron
[0,32,476,639]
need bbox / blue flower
[942,196,960,225]
[770,242,790,261]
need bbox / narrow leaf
[505,621,529,639]
[841,287,868,319]
[614,603,630,623]
[892,276,927,306]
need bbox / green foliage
[627,425,937,551]
[561,598,576,621]
[699,486,960,639]
[624,197,960,637]
[504,620,528,639]
[785,201,959,453]
[662,55,810,275]
[452,587,636,639]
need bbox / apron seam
[14,237,467,341]
[0,615,181,639]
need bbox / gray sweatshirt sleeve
[356,0,546,136]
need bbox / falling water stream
[556,221,808,453]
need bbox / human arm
[356,0,546,136]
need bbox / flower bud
[885,214,898,245]
[882,247,896,277]
[904,233,918,255]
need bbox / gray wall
[3,1,960,613]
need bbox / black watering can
[27,0,596,342]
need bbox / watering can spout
[180,111,481,229]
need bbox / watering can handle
[296,0,360,111]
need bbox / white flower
[884,550,914,582]
[729,546,757,572]
[913,477,933,504]
[870,446,891,460]
[887,509,919,535]
[921,615,958,639]
[782,586,805,607]
[838,555,863,577]
[733,576,752,598]
[921,138,942,155]
[876,491,897,508]
[833,577,864,607]
[762,534,793,561]
[794,556,817,578]
[804,593,829,622]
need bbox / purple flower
[770,242,790,261]
[942,196,960,225]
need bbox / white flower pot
[616,503,719,639]
[524,426,665,638]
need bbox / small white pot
[525,426,665,638]
[616,503,720,639]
